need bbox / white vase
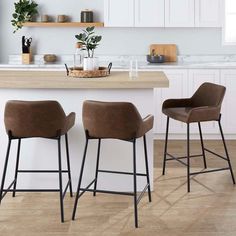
[83,57,99,71]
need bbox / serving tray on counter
[65,63,112,78]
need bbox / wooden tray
[65,63,112,78]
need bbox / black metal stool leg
[187,124,191,192]
[57,136,64,223]
[93,139,101,197]
[198,122,207,169]
[143,135,152,202]
[218,116,235,184]
[12,139,21,197]
[0,138,12,204]
[163,116,170,175]
[72,138,89,220]
[133,139,138,228]
[65,133,73,197]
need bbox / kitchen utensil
[147,54,165,63]
[150,44,177,62]
[81,10,93,23]
[26,37,32,48]
[22,36,32,53]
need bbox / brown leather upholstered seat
[73,100,154,227]
[82,100,154,140]
[162,82,235,193]
[4,100,75,138]
[162,82,226,123]
[1,100,75,223]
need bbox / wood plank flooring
[0,140,236,235]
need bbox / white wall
[1,0,236,63]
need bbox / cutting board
[150,44,177,62]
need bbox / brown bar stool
[162,82,235,192]
[72,100,154,228]
[0,100,75,222]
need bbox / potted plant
[75,27,102,71]
[11,0,38,33]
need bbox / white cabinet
[188,69,220,134]
[104,0,164,27]
[195,0,222,27]
[155,70,188,134]
[104,0,223,28]
[165,0,195,27]
[135,0,165,27]
[104,0,134,27]
[220,70,236,134]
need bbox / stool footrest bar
[1,179,16,200]
[204,148,228,161]
[62,180,70,199]
[190,167,230,176]
[2,189,60,192]
[18,170,69,173]
[166,153,203,161]
[168,154,203,160]
[166,153,188,166]
[78,179,96,199]
[79,188,134,196]
[98,169,147,176]
[137,183,149,205]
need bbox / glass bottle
[73,42,83,68]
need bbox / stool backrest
[4,100,66,138]
[191,82,226,108]
[83,100,143,140]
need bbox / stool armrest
[188,106,220,123]
[162,98,192,110]
[136,115,154,138]
[62,112,76,134]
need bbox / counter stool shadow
[72,100,154,228]
[162,82,235,192]
[0,100,76,222]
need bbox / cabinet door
[220,70,236,134]
[165,0,195,27]
[195,0,222,27]
[135,0,165,27]
[104,0,134,27]
[188,69,220,134]
[154,70,188,134]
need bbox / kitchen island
[0,69,169,192]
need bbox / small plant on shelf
[11,0,38,33]
[75,26,102,58]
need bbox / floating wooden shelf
[23,22,104,27]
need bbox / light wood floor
[1,140,236,236]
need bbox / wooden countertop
[0,70,169,89]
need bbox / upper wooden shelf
[23,22,104,27]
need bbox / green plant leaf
[11,0,38,33]
[86,26,95,32]
[75,26,102,57]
